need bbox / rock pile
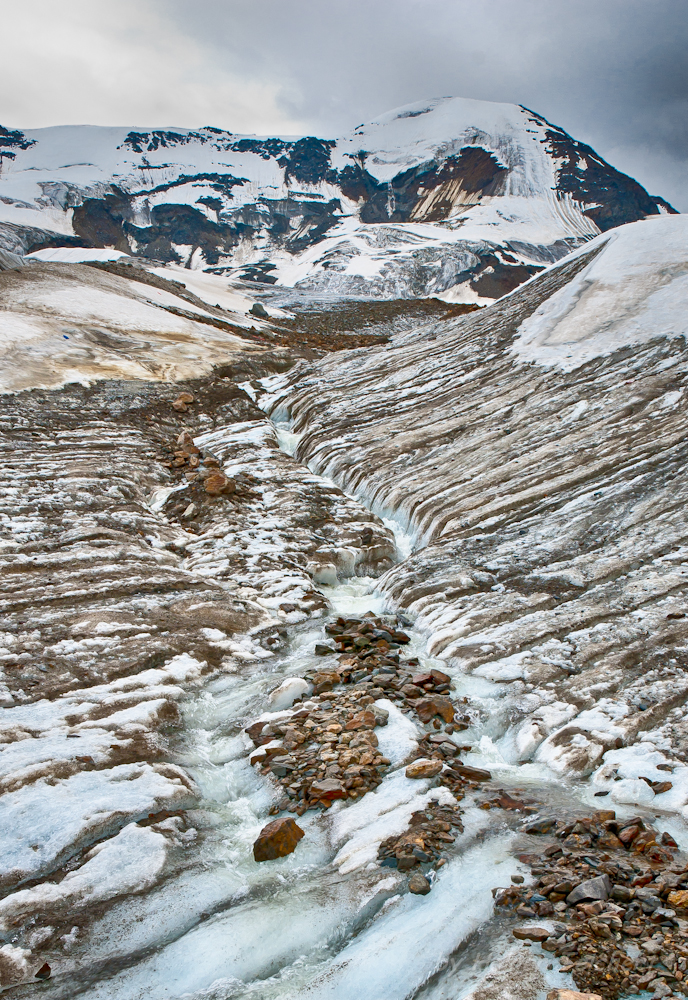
[159,429,257,525]
[377,801,464,872]
[306,615,461,725]
[249,694,392,813]
[494,809,688,998]
[246,614,486,815]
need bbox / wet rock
[310,778,346,800]
[314,644,335,656]
[35,963,51,981]
[566,874,612,905]
[546,992,602,1000]
[525,818,556,834]
[405,758,443,779]
[253,817,305,862]
[513,926,550,941]
[408,873,431,895]
[449,763,492,782]
[414,695,455,724]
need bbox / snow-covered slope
[0,98,675,302]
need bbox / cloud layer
[2,0,686,209]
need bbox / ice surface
[0,822,168,930]
[513,215,688,370]
[295,832,519,1000]
[0,762,195,884]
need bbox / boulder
[345,710,376,730]
[408,873,431,895]
[405,758,443,779]
[449,763,492,782]
[253,817,304,862]
[311,670,340,694]
[204,471,236,496]
[566,874,612,905]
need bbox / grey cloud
[2,0,686,208]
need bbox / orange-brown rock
[546,991,603,1000]
[414,695,455,724]
[172,392,194,411]
[513,926,550,941]
[406,758,443,779]
[311,670,340,694]
[310,778,346,800]
[668,889,688,908]
[204,472,236,496]
[253,817,304,862]
[345,710,376,730]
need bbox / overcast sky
[2,0,686,209]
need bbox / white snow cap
[512,214,688,371]
[26,247,131,263]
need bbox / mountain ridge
[0,97,677,303]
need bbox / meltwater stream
[45,417,651,1000]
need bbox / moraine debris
[246,613,492,818]
[408,873,432,895]
[494,808,688,998]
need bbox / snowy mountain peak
[0,97,677,302]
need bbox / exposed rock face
[0,98,675,302]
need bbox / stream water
[57,416,681,999]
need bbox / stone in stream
[408,873,431,895]
[547,992,603,1000]
[565,873,611,905]
[449,763,492,782]
[253,817,305,861]
[414,695,455,724]
[405,758,443,779]
[512,926,550,941]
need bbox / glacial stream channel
[52,418,684,1000]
